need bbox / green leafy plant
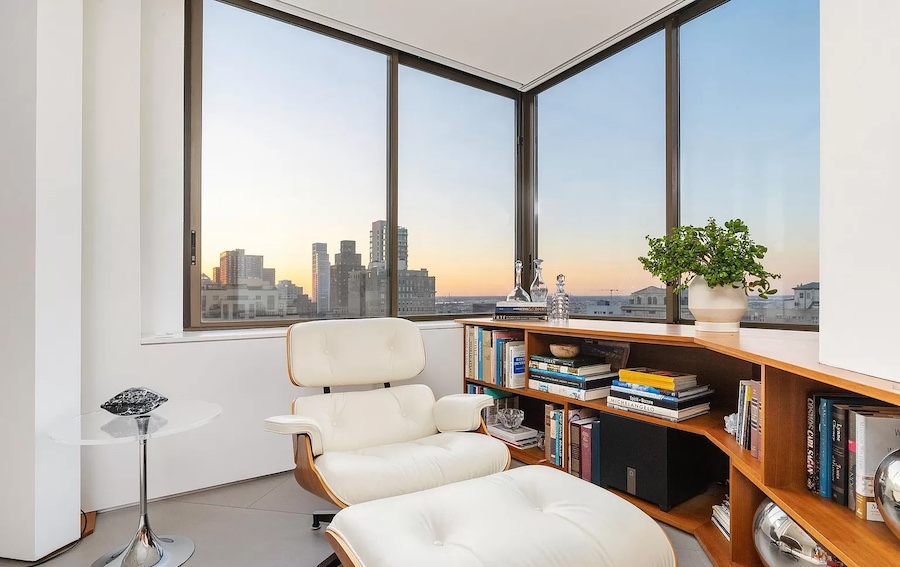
[638,218,780,298]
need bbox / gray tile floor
[0,470,715,567]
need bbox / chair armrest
[433,394,493,433]
[265,415,324,456]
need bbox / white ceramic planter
[688,276,748,332]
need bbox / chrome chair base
[91,535,194,567]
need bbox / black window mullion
[664,17,681,324]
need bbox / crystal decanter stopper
[529,259,548,304]
[549,274,570,321]
[506,260,532,302]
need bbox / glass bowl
[497,408,525,429]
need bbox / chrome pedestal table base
[92,415,194,567]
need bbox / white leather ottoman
[325,465,677,567]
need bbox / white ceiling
[253,0,697,90]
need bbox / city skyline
[200,0,818,298]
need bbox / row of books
[464,326,526,388]
[545,404,602,479]
[492,301,547,322]
[734,380,762,460]
[711,494,730,541]
[806,392,900,521]
[528,353,616,401]
[607,368,713,423]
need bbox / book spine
[855,413,866,519]
[831,406,849,505]
[612,380,681,398]
[544,404,553,464]
[529,367,614,382]
[743,382,753,450]
[549,409,558,466]
[806,396,817,491]
[464,326,470,380]
[569,421,581,477]
[509,345,526,389]
[736,382,747,448]
[590,420,601,485]
[530,354,579,367]
[477,328,484,381]
[749,381,761,459]
[581,424,592,481]
[819,399,832,498]
[556,410,563,467]
[607,390,705,411]
[532,372,612,390]
[608,397,705,419]
[528,380,608,401]
[610,384,680,403]
[848,411,858,511]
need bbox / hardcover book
[530,371,615,390]
[618,368,698,390]
[528,360,611,376]
[529,379,610,401]
[855,409,900,521]
[529,354,607,368]
[612,380,710,399]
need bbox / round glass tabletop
[49,400,222,445]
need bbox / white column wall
[819,0,900,383]
[0,0,82,560]
[80,0,463,512]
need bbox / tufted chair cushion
[292,384,439,453]
[287,318,426,388]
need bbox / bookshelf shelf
[506,445,546,465]
[458,317,900,567]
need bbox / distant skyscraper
[219,249,264,284]
[212,267,220,284]
[330,240,362,315]
[263,268,276,287]
[312,243,330,314]
[369,220,408,270]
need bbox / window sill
[141,319,462,345]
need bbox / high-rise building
[369,220,408,270]
[330,240,362,315]
[312,243,330,314]
[219,249,264,285]
[263,268,276,287]
[212,267,220,284]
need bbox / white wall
[0,0,82,560]
[819,0,900,383]
[80,0,463,512]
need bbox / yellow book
[618,367,698,390]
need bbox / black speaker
[598,412,712,511]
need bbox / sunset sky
[201,0,818,297]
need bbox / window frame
[184,0,521,329]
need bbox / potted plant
[638,218,780,332]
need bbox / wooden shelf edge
[507,444,546,466]
[607,484,726,534]
[761,486,900,567]
[694,520,731,567]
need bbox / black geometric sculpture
[101,387,168,416]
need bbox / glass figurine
[549,274,570,321]
[506,259,532,302]
[529,259,548,304]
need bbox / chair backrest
[292,384,439,452]
[286,317,426,388]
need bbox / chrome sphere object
[875,448,900,542]
[753,499,837,566]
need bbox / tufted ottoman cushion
[325,465,676,567]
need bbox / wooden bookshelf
[458,317,900,567]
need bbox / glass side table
[49,400,222,567]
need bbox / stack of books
[711,494,730,541]
[486,423,539,450]
[493,301,547,321]
[608,367,713,422]
[528,354,617,401]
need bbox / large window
[679,0,819,325]
[534,0,819,326]
[536,32,666,319]
[398,66,516,316]
[188,0,518,327]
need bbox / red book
[581,422,592,481]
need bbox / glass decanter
[529,259,548,304]
[549,274,570,321]
[505,259,532,302]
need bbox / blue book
[477,329,483,381]
[818,395,866,497]
[612,379,709,399]
[590,419,601,485]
